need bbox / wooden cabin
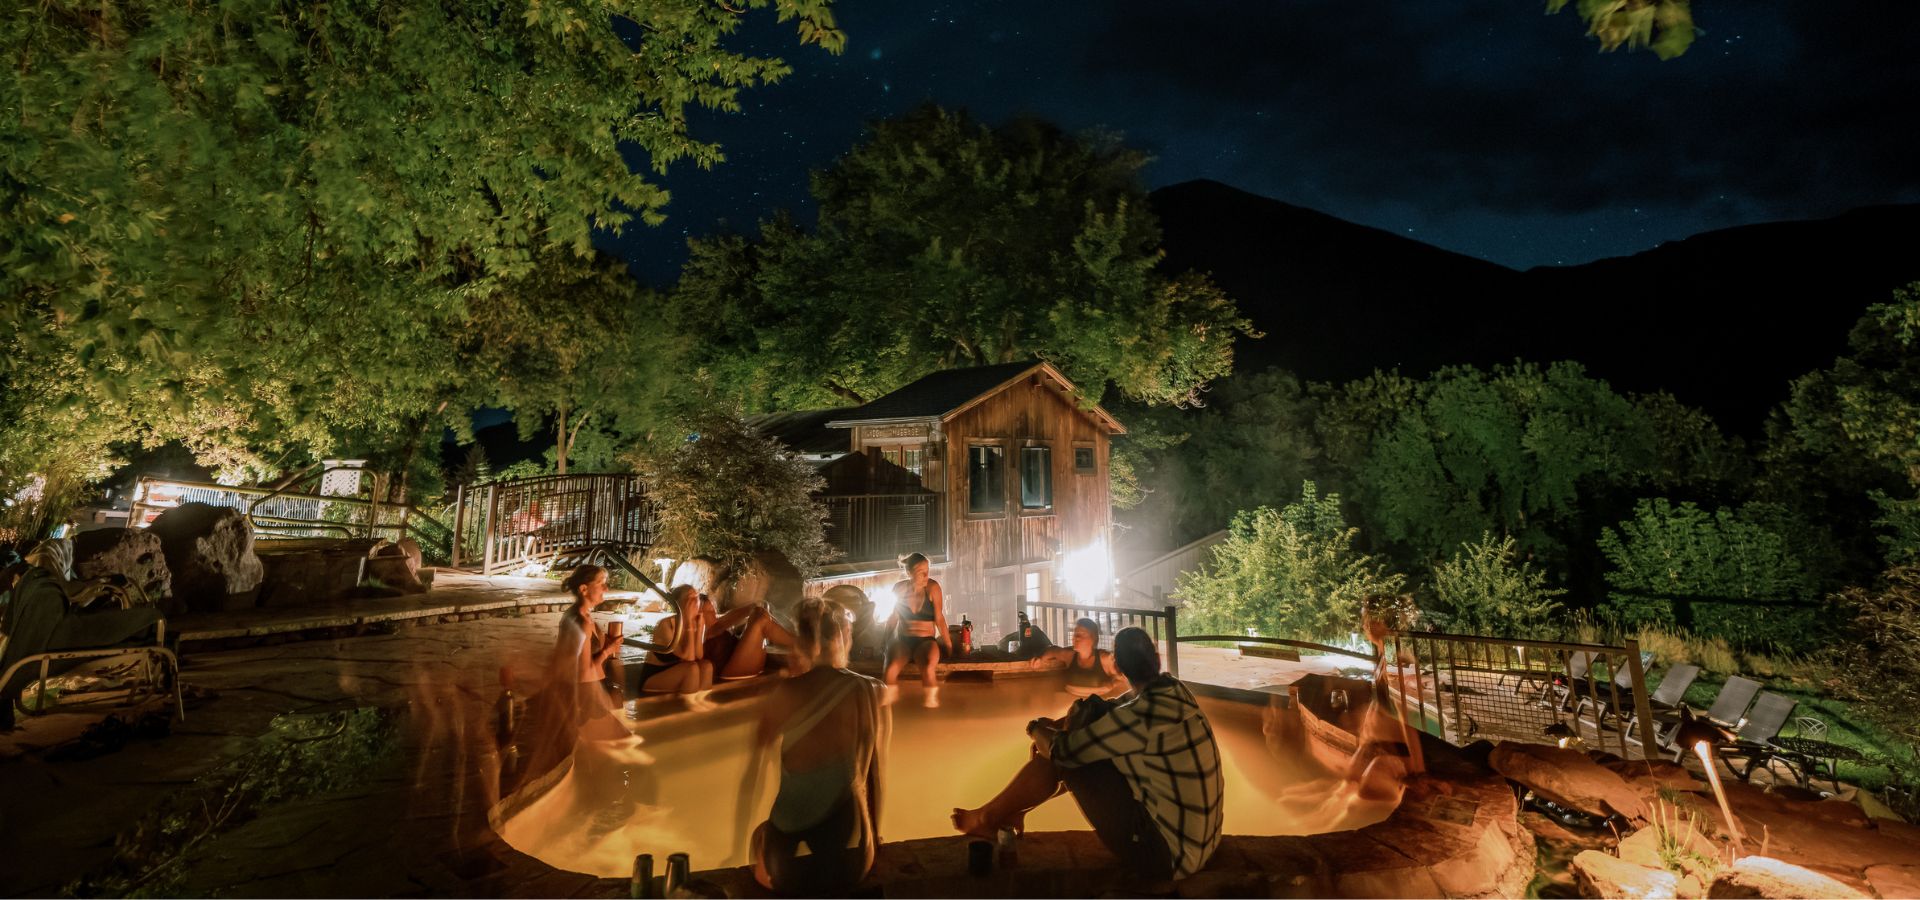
[749,360,1124,638]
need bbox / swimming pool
[491,675,1399,878]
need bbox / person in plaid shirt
[951,627,1224,880]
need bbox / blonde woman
[634,585,714,697]
[750,598,890,896]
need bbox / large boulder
[668,557,728,603]
[1492,742,1652,823]
[1574,849,1679,899]
[1706,857,1868,899]
[71,528,171,606]
[148,502,264,612]
[730,551,803,619]
[364,538,426,594]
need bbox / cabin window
[877,445,924,480]
[1020,446,1053,510]
[1073,446,1096,475]
[967,444,1006,514]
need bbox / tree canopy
[0,0,842,527]
[670,105,1257,412]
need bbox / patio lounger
[1538,650,1598,707]
[1713,691,1798,781]
[1623,663,1700,740]
[1655,674,1761,757]
[1572,652,1656,722]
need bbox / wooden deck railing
[1020,598,1181,677]
[459,473,657,575]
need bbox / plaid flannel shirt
[1051,673,1224,879]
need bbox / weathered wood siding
[937,373,1113,637]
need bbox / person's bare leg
[952,751,1062,838]
[720,614,774,679]
[921,642,942,707]
[644,662,703,694]
[751,823,775,891]
[883,641,908,685]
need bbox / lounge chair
[1621,663,1700,740]
[1539,650,1598,708]
[1655,674,1761,758]
[1714,691,1799,782]
[1572,652,1656,722]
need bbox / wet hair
[668,583,700,611]
[1074,617,1101,639]
[561,564,606,601]
[1112,627,1161,684]
[796,597,853,669]
[899,552,929,573]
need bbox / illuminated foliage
[0,0,841,515]
[1430,532,1566,637]
[1546,0,1697,59]
[671,105,1257,413]
[635,411,830,579]
[1177,482,1405,642]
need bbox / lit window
[968,445,1005,514]
[879,446,924,478]
[1021,446,1052,510]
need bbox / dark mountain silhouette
[1151,179,1920,430]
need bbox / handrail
[1174,634,1379,664]
[1023,599,1174,617]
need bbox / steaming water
[493,678,1397,877]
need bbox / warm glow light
[1061,539,1113,604]
[1694,741,1746,856]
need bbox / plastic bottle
[960,614,974,655]
[630,854,655,899]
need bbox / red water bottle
[960,615,974,656]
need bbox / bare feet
[683,690,717,713]
[951,806,1022,839]
[924,686,941,709]
[880,684,900,706]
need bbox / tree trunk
[394,400,451,507]
[555,405,570,475]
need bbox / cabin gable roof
[825,361,1124,434]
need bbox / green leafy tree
[1,0,841,502]
[1597,498,1826,650]
[1762,284,1920,578]
[1429,532,1566,637]
[1177,482,1405,642]
[636,410,830,579]
[1332,362,1741,591]
[1826,567,1920,744]
[671,105,1257,412]
[486,249,680,474]
[1547,0,1697,59]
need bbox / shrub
[1598,498,1828,651]
[1177,481,1405,642]
[1428,532,1565,637]
[635,410,830,579]
[1826,567,1920,745]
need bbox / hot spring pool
[492,676,1398,877]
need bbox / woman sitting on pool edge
[750,597,890,896]
[633,585,715,705]
[1029,617,1122,697]
[882,552,950,708]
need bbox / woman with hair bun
[553,565,623,723]
[749,597,889,896]
[882,552,949,707]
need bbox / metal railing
[1020,598,1181,677]
[1384,631,1656,759]
[128,475,453,563]
[462,473,657,576]
[821,492,946,565]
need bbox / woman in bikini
[553,565,624,725]
[1030,617,1122,697]
[881,552,949,707]
[750,597,890,896]
[634,585,714,698]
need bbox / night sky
[600,0,1920,288]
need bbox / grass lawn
[1677,671,1915,793]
